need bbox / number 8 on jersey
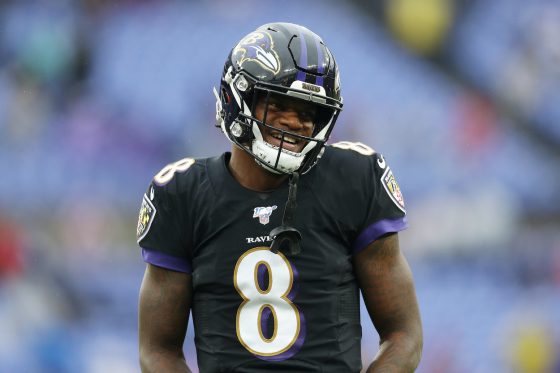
[233,247,306,361]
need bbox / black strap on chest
[269,172,302,256]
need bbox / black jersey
[136,142,407,372]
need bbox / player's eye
[299,111,315,123]
[268,101,283,111]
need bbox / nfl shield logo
[253,205,278,225]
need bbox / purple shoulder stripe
[352,217,408,255]
[142,248,192,273]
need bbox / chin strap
[269,172,302,256]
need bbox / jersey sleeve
[352,153,408,255]
[136,180,192,273]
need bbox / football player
[137,22,422,372]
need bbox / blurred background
[1,0,559,372]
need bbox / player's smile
[266,130,305,153]
[255,94,315,153]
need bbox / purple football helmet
[214,22,343,174]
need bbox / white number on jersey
[331,141,375,156]
[153,158,195,185]
[233,247,305,360]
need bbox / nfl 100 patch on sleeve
[137,189,156,243]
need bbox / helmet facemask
[214,70,342,175]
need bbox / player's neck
[228,145,288,192]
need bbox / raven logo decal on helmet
[233,32,280,74]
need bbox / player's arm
[139,263,193,373]
[354,233,422,373]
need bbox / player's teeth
[273,134,297,144]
